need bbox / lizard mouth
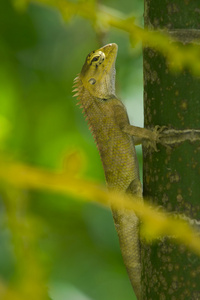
[99,43,118,71]
[100,43,118,54]
[98,43,118,90]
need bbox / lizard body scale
[73,43,143,299]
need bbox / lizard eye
[91,56,99,63]
[89,51,105,66]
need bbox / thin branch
[0,159,200,255]
[26,0,200,75]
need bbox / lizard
[73,43,200,299]
[73,43,160,300]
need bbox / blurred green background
[0,0,144,299]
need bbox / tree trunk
[142,1,200,299]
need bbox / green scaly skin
[73,43,142,299]
[73,43,200,299]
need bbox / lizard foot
[144,126,168,151]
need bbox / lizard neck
[75,76,115,139]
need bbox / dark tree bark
[142,1,200,299]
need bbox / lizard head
[78,43,118,99]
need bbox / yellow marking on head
[87,50,106,67]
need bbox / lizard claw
[146,126,168,151]
[154,126,172,148]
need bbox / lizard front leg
[122,124,162,150]
[123,125,200,149]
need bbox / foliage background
[0,0,145,299]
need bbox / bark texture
[142,1,200,299]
